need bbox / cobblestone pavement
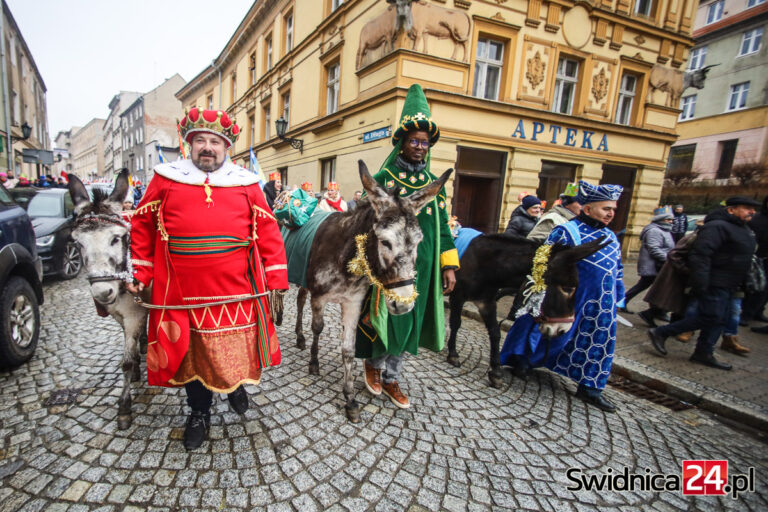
[0,276,766,511]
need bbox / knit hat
[522,195,541,210]
[392,84,439,147]
[651,206,673,222]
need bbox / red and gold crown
[178,107,240,148]
[327,181,339,191]
[269,171,281,182]
[301,181,313,192]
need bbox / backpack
[746,255,767,294]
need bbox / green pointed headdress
[392,84,440,147]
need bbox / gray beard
[192,156,224,172]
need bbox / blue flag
[157,146,167,164]
[249,147,266,188]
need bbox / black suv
[26,188,82,279]
[0,184,43,367]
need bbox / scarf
[325,197,344,212]
[395,154,427,173]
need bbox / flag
[176,120,187,159]
[157,146,167,164]
[249,147,266,188]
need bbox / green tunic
[355,161,457,359]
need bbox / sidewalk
[451,259,768,432]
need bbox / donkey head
[358,159,451,316]
[68,169,132,306]
[535,237,610,337]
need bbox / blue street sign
[363,127,391,143]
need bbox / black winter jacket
[263,181,279,210]
[505,206,537,237]
[688,207,756,294]
[748,196,768,258]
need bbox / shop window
[263,105,271,141]
[727,82,749,112]
[552,57,580,115]
[739,27,763,56]
[601,165,636,237]
[537,161,576,210]
[321,157,336,189]
[706,0,724,24]
[716,140,738,179]
[284,12,294,54]
[680,95,696,120]
[688,46,707,70]
[615,73,638,126]
[472,38,504,100]
[326,61,340,115]
[281,92,290,128]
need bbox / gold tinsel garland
[529,244,553,294]
[347,234,419,305]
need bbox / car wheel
[60,241,82,280]
[0,277,40,368]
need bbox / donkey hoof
[308,362,319,376]
[488,372,504,389]
[447,354,461,367]
[345,405,361,423]
[117,415,132,430]
[296,335,306,350]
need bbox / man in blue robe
[499,181,625,412]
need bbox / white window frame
[680,94,696,120]
[747,0,766,7]
[249,114,256,146]
[326,62,340,115]
[472,38,504,101]
[285,14,293,53]
[250,53,257,85]
[726,82,750,111]
[282,92,290,127]
[706,0,724,24]
[267,37,273,70]
[332,0,344,11]
[615,73,638,125]
[552,57,580,115]
[739,27,763,56]
[634,0,653,16]
[688,46,707,70]
[264,105,271,140]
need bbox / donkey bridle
[381,278,414,289]
[75,213,135,285]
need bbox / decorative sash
[168,235,252,256]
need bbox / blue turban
[577,180,623,204]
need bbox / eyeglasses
[407,139,430,149]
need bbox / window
[207,94,214,110]
[321,157,336,189]
[8,36,15,65]
[472,38,504,100]
[634,0,653,16]
[266,36,273,71]
[278,167,288,185]
[231,73,237,102]
[249,114,256,146]
[285,13,293,53]
[332,0,344,11]
[706,0,724,24]
[747,0,766,7]
[326,62,340,115]
[11,91,19,124]
[680,95,696,120]
[537,161,577,210]
[739,27,763,56]
[688,46,707,70]
[250,52,257,85]
[281,92,290,127]
[615,73,638,125]
[263,105,271,140]
[552,57,579,115]
[716,140,738,179]
[727,82,749,111]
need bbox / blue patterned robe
[499,218,625,390]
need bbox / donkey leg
[340,301,362,423]
[447,293,464,367]
[138,312,148,355]
[308,297,325,376]
[477,299,504,389]
[295,287,308,350]
[118,333,140,430]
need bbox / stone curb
[449,300,768,433]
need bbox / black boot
[228,385,249,414]
[183,411,210,450]
[647,328,668,356]
[575,387,616,413]
[638,310,657,328]
[689,352,732,371]
[750,324,768,334]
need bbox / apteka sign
[511,119,609,152]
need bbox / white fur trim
[153,158,261,187]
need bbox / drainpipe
[0,12,13,172]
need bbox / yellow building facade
[177,0,698,254]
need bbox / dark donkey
[291,160,451,422]
[446,233,607,388]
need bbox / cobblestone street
[0,276,766,511]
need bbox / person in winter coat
[648,197,759,370]
[527,184,582,243]
[317,182,348,212]
[743,195,768,325]
[671,204,688,243]
[505,195,541,237]
[263,171,282,210]
[621,207,675,326]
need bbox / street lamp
[19,122,32,140]
[275,117,303,153]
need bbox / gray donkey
[68,169,148,430]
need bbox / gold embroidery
[134,200,161,216]
[383,168,434,190]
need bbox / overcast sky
[6,0,254,141]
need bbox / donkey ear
[562,237,611,264]
[359,159,393,214]
[108,168,130,205]
[405,169,453,214]
[68,174,90,211]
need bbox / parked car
[0,184,43,367]
[8,186,41,210]
[26,189,82,279]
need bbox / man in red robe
[127,108,288,450]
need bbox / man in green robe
[356,84,460,409]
